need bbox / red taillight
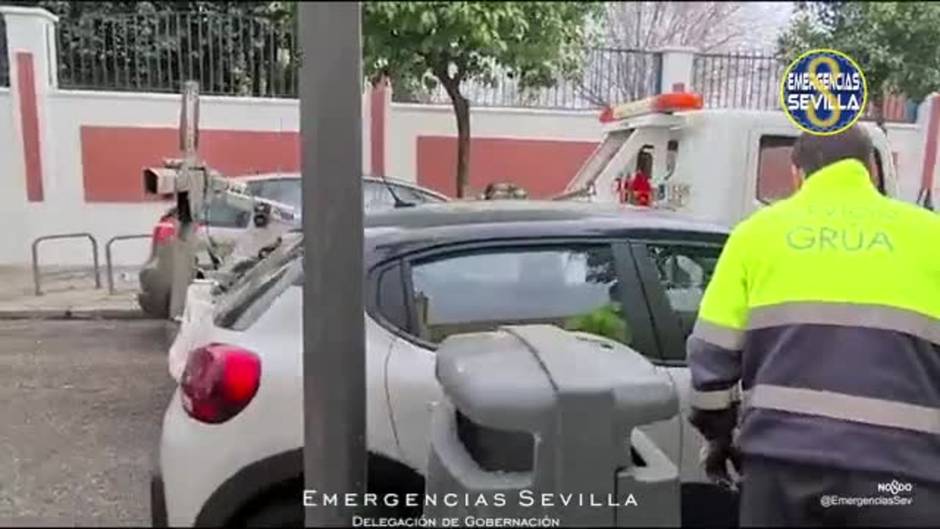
[181,343,261,424]
[152,219,177,246]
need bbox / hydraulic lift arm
[141,81,301,319]
[143,160,301,283]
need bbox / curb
[0,308,154,320]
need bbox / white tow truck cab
[559,92,901,228]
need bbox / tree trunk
[443,80,471,198]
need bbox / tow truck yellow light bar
[599,92,703,123]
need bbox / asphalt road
[0,320,175,526]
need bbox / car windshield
[363,180,446,211]
[214,236,303,329]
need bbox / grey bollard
[423,325,680,527]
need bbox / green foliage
[564,302,632,344]
[362,2,601,195]
[17,1,296,97]
[15,1,292,18]
[777,2,940,105]
[362,2,602,91]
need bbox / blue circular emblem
[780,49,868,136]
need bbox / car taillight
[181,343,261,424]
[152,219,177,246]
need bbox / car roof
[362,200,729,266]
[232,172,427,187]
[229,173,450,201]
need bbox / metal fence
[54,11,659,110]
[0,16,9,87]
[48,11,918,121]
[693,51,916,123]
[693,52,783,111]
[404,48,661,110]
[57,12,297,97]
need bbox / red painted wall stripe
[370,79,388,177]
[17,52,44,202]
[919,94,940,193]
[81,126,299,202]
[416,136,598,198]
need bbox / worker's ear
[791,163,805,190]
[868,153,879,186]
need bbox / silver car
[137,173,449,317]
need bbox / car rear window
[215,257,301,330]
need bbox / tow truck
[556,92,908,227]
[140,80,303,322]
[144,161,300,284]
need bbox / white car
[152,200,735,527]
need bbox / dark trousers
[739,456,940,527]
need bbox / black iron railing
[412,48,662,110]
[49,11,918,120]
[693,52,785,112]
[693,51,916,123]
[404,48,662,110]
[57,12,297,98]
[55,12,661,110]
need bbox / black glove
[701,437,742,490]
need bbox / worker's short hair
[791,124,873,176]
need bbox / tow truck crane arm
[143,160,300,280]
[142,79,301,318]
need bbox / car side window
[397,185,445,205]
[375,263,408,330]
[407,245,639,350]
[645,243,722,360]
[202,181,265,228]
[363,181,397,211]
[257,178,302,209]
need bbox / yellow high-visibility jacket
[687,158,940,484]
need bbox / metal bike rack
[105,234,152,294]
[31,233,101,296]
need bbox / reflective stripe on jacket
[687,158,940,484]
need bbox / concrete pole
[300,2,366,527]
[658,46,697,94]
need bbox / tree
[580,2,784,107]
[19,1,296,97]
[362,2,602,198]
[603,2,755,52]
[777,2,940,128]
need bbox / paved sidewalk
[0,265,147,319]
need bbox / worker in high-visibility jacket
[687,124,940,526]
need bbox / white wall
[386,103,604,181]
[885,123,924,202]
[387,101,931,198]
[0,89,372,266]
[0,89,31,264]
[1,86,934,267]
